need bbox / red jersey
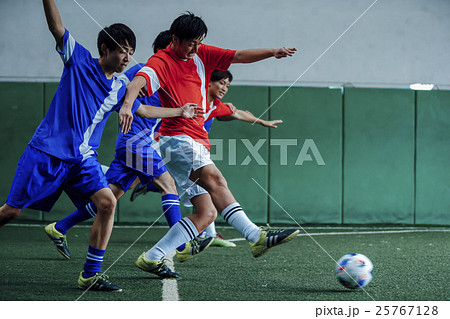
[136,44,236,150]
[205,98,234,122]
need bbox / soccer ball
[336,253,373,289]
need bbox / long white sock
[145,217,198,261]
[204,222,217,237]
[220,203,261,243]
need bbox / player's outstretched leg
[220,203,300,258]
[191,165,299,258]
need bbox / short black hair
[170,12,207,43]
[211,70,233,83]
[152,30,172,53]
[97,23,136,56]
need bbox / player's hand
[274,47,297,59]
[119,107,134,134]
[181,103,204,118]
[225,102,237,114]
[261,119,283,128]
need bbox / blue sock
[161,194,185,251]
[82,245,105,278]
[161,194,181,227]
[55,202,97,235]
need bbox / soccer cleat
[78,272,123,292]
[176,237,214,263]
[44,222,71,260]
[130,182,148,202]
[249,227,300,258]
[135,253,182,279]
[211,233,236,248]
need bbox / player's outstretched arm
[218,109,283,128]
[232,47,297,64]
[120,75,147,133]
[135,103,204,119]
[42,0,65,50]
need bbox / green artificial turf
[0,224,448,301]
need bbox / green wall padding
[343,88,415,224]
[208,86,269,224]
[1,81,449,226]
[0,82,45,221]
[416,91,450,225]
[269,87,343,224]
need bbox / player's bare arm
[119,75,147,133]
[218,109,282,128]
[42,0,65,50]
[135,103,204,119]
[232,47,297,63]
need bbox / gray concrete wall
[0,0,449,89]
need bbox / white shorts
[159,135,212,206]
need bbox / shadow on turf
[297,287,357,293]
[118,275,170,281]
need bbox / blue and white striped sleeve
[56,29,89,65]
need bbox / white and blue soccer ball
[335,253,373,289]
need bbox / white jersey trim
[79,79,123,160]
[193,55,207,132]
[193,55,206,111]
[204,100,217,121]
[59,33,76,64]
[139,66,160,95]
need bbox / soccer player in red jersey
[120,12,300,278]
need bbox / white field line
[6,223,449,230]
[226,229,450,242]
[161,250,179,301]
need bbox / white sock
[146,217,199,261]
[220,203,261,243]
[204,222,217,238]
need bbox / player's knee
[96,195,116,215]
[203,208,217,225]
[207,210,217,225]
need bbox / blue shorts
[6,145,109,212]
[105,154,167,193]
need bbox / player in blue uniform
[0,1,197,291]
[0,0,136,292]
[43,30,206,278]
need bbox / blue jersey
[29,29,139,163]
[115,64,162,154]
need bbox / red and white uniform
[137,44,236,150]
